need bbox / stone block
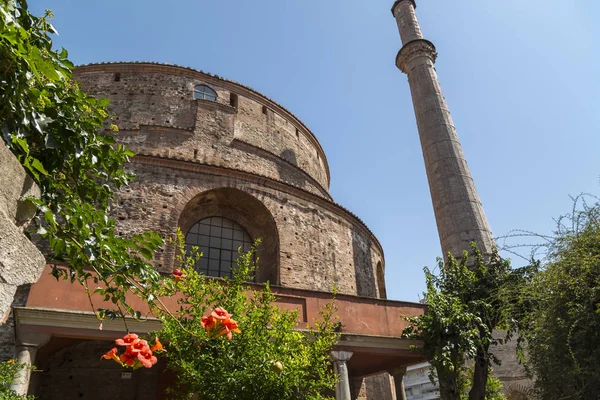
[0,141,45,323]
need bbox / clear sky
[30,0,600,302]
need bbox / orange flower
[150,337,165,353]
[101,347,120,363]
[115,333,139,346]
[201,308,240,340]
[219,318,241,340]
[201,315,217,331]
[211,307,232,320]
[128,339,150,355]
[221,318,240,331]
[119,347,138,366]
[173,268,187,281]
[137,349,158,368]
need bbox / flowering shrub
[101,233,339,399]
[201,307,241,340]
[101,334,165,369]
[166,235,338,399]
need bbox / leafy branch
[1,0,164,322]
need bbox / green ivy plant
[0,360,34,400]
[0,0,163,322]
[154,235,340,400]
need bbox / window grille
[185,217,252,278]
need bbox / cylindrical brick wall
[73,62,386,298]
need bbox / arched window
[185,217,252,278]
[193,84,217,101]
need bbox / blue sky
[31,0,600,302]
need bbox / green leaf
[140,248,154,261]
[30,157,48,176]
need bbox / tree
[403,245,533,400]
[157,239,339,400]
[518,197,600,399]
[0,0,163,321]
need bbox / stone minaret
[391,0,494,258]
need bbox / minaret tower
[391,0,494,258]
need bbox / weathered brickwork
[73,62,386,299]
[64,62,391,398]
[111,161,383,296]
[74,64,330,197]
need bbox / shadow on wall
[376,261,387,299]
[351,227,378,298]
[176,187,280,284]
[113,127,194,155]
[33,340,161,400]
[277,148,309,190]
[280,149,297,167]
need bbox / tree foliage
[519,197,600,399]
[403,245,533,400]
[0,360,34,400]
[0,0,163,321]
[155,237,339,400]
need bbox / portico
[12,265,425,399]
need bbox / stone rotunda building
[0,1,529,399]
[3,61,426,399]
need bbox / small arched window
[193,84,217,101]
[185,217,253,278]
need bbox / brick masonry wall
[114,162,383,296]
[72,63,385,298]
[74,64,330,196]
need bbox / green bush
[520,198,600,399]
[0,360,34,400]
[155,238,340,400]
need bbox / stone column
[391,0,494,259]
[331,351,353,400]
[388,367,407,400]
[9,334,50,396]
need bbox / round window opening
[193,84,217,102]
[185,217,253,278]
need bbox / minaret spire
[392,0,494,258]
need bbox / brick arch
[177,187,280,284]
